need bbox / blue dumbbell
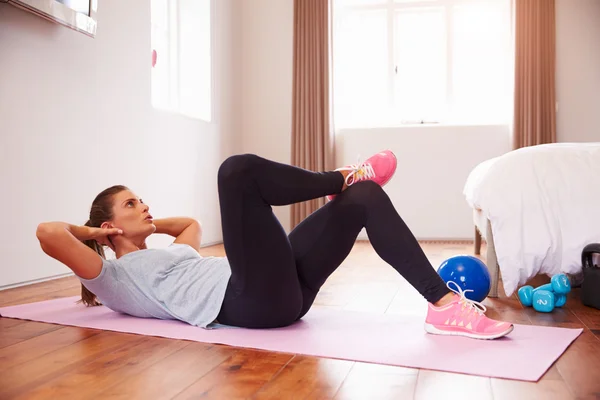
[555,293,567,307]
[532,289,555,312]
[518,285,534,307]
[518,277,570,310]
[552,274,571,293]
[534,274,571,295]
[519,288,564,310]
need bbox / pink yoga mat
[0,296,581,382]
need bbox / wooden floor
[1,241,600,399]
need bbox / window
[332,0,513,128]
[151,0,212,122]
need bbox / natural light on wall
[332,0,513,128]
[151,0,212,122]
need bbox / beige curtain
[290,0,335,229]
[513,0,557,149]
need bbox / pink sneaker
[327,150,397,201]
[424,281,514,340]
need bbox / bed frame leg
[474,226,482,255]
[485,221,500,298]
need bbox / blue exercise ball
[437,255,491,302]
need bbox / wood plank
[333,362,418,399]
[252,356,354,399]
[499,283,592,396]
[0,316,26,329]
[571,308,600,330]
[11,336,191,400]
[483,295,531,325]
[555,329,600,399]
[384,287,428,318]
[413,370,493,400]
[313,282,363,308]
[0,326,99,373]
[0,287,81,307]
[172,349,293,400]
[564,287,600,333]
[94,342,234,400]
[491,365,574,400]
[0,276,78,306]
[0,331,145,399]
[342,282,399,314]
[524,307,586,329]
[0,320,63,349]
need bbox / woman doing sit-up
[36,151,513,340]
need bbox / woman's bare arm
[153,217,202,252]
[36,222,122,279]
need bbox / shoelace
[337,156,376,186]
[446,280,487,316]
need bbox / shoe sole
[327,152,398,202]
[376,151,398,187]
[424,322,514,340]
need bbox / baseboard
[417,238,476,244]
[0,272,74,292]
[201,240,223,247]
[356,236,475,244]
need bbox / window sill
[152,105,212,124]
[335,121,511,132]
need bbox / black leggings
[215,154,450,328]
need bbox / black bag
[582,243,600,310]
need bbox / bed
[463,142,600,298]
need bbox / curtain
[290,0,335,229]
[513,0,557,149]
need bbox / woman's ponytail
[79,185,129,306]
[79,219,104,306]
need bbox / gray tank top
[79,243,232,328]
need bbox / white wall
[238,0,294,232]
[556,0,600,143]
[236,0,511,239]
[337,125,511,239]
[238,0,600,240]
[0,0,238,288]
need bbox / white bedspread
[464,142,600,296]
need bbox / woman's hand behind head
[87,226,123,251]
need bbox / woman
[36,151,513,340]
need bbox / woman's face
[107,190,156,239]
